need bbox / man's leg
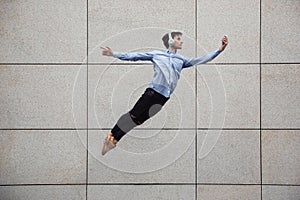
[111,88,170,140]
[110,103,162,141]
[110,112,140,141]
[102,111,143,155]
[136,101,168,124]
[102,88,170,155]
[108,88,155,142]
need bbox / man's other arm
[183,49,222,68]
[182,35,228,68]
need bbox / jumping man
[100,31,228,155]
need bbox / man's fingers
[224,35,228,42]
[101,46,112,51]
[221,35,228,45]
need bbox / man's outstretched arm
[183,35,228,68]
[101,46,153,61]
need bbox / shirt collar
[166,49,177,54]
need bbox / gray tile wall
[0,0,299,200]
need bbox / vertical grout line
[259,0,262,199]
[86,0,89,199]
[195,0,198,199]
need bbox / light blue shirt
[113,49,222,98]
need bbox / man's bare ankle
[107,133,117,144]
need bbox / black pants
[111,87,170,141]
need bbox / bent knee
[130,113,142,125]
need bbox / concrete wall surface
[0,0,299,199]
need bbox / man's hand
[101,46,113,56]
[219,35,228,52]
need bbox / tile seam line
[1,183,299,186]
[259,0,262,199]
[1,62,299,65]
[86,0,89,199]
[1,128,299,130]
[195,0,198,199]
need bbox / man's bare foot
[101,132,118,156]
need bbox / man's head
[162,31,183,50]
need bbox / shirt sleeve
[182,49,222,68]
[112,51,154,61]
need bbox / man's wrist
[112,52,118,57]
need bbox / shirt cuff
[112,52,120,58]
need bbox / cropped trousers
[111,87,170,141]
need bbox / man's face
[173,35,183,49]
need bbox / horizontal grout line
[87,183,260,186]
[207,62,300,65]
[0,128,86,130]
[89,63,151,65]
[73,62,300,65]
[96,128,261,130]
[1,183,299,187]
[197,183,300,186]
[0,62,299,66]
[0,183,86,187]
[0,63,85,65]
[0,128,299,131]
[96,128,300,131]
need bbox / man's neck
[168,47,177,53]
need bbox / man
[100,31,228,155]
